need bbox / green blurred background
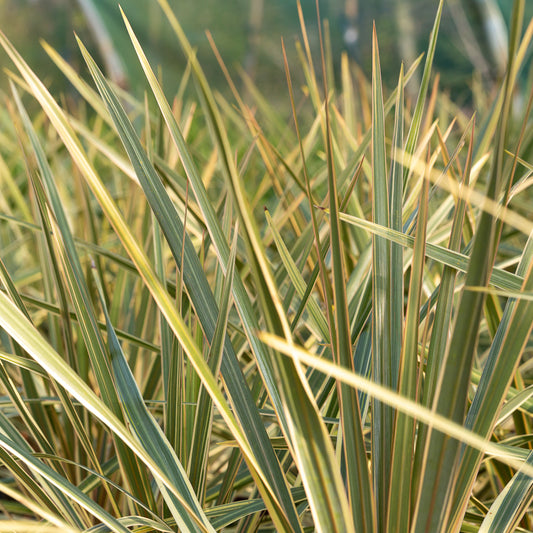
[0,0,531,105]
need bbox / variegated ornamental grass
[0,0,532,531]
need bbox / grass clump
[0,0,532,531]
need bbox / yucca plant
[0,0,532,531]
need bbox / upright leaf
[371,25,392,530]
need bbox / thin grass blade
[403,0,444,185]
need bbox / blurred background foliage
[0,0,532,110]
